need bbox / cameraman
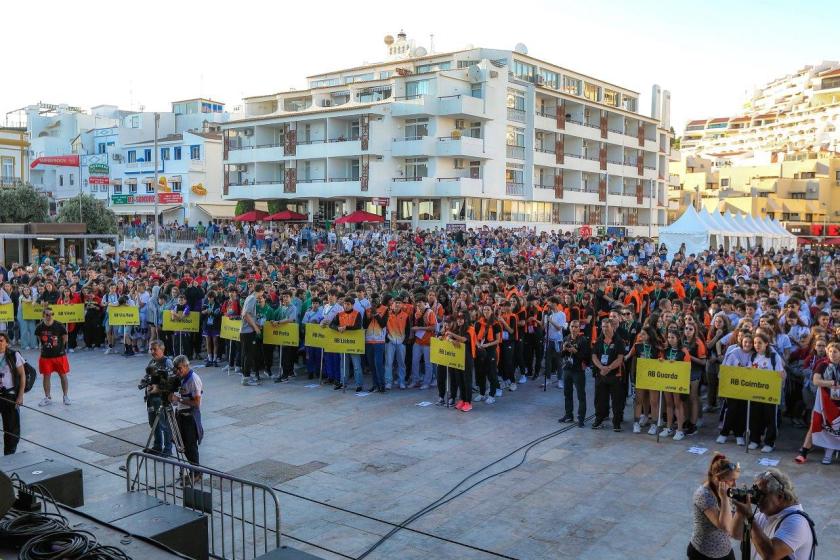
[170,355,203,480]
[144,340,174,456]
[731,469,816,560]
[558,320,590,427]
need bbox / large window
[481,199,501,221]
[171,180,181,193]
[418,200,440,220]
[505,164,524,185]
[563,76,581,95]
[161,147,170,161]
[416,61,451,73]
[603,89,619,107]
[506,89,525,110]
[622,96,638,112]
[344,73,374,84]
[506,126,525,147]
[404,157,428,179]
[405,80,430,98]
[584,82,601,102]
[145,181,154,194]
[512,60,536,81]
[143,148,152,162]
[174,147,182,160]
[404,118,428,139]
[127,150,136,163]
[190,145,201,160]
[450,198,466,221]
[398,199,413,220]
[357,85,392,102]
[311,77,340,88]
[538,68,559,89]
[129,182,137,194]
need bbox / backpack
[777,510,817,560]
[5,350,37,393]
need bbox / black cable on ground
[19,529,97,560]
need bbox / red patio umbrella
[334,210,384,224]
[265,209,308,221]
[234,210,269,222]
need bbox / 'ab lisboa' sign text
[304,324,364,354]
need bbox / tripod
[129,399,189,489]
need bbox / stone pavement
[10,347,840,559]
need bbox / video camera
[138,363,180,398]
[727,485,766,504]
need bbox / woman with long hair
[660,328,691,441]
[627,326,661,434]
[16,285,38,350]
[717,328,754,445]
[748,332,785,453]
[687,453,740,560]
[202,291,222,367]
[440,312,474,411]
[683,322,707,435]
[473,304,501,404]
[704,313,731,412]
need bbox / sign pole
[318,350,324,386]
[656,390,663,444]
[341,353,346,393]
[445,366,451,408]
[744,401,751,455]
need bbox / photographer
[0,332,25,455]
[730,469,816,560]
[558,320,590,427]
[143,340,174,456]
[170,355,203,480]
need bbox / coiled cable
[18,529,97,560]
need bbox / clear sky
[3,0,839,133]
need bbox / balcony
[535,110,556,131]
[534,147,556,167]
[392,136,435,157]
[0,176,24,187]
[506,182,525,196]
[438,95,487,119]
[507,107,526,123]
[506,145,526,160]
[391,176,437,197]
[434,177,483,197]
[436,136,487,159]
[226,143,283,164]
[298,138,365,159]
[391,95,437,117]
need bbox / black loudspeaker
[7,459,84,507]
[78,492,165,522]
[112,503,208,560]
[0,451,45,472]
[255,546,325,559]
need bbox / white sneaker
[761,445,775,453]
[509,383,517,392]
[494,389,503,398]
[518,375,527,384]
[484,396,496,404]
[748,442,759,450]
[63,395,71,405]
[673,430,685,441]
[659,428,673,437]
[716,435,728,444]
[557,380,564,390]
[503,380,510,388]
[38,397,52,407]
[420,384,430,390]
[399,383,406,390]
[473,394,484,402]
[241,377,250,386]
[639,414,649,427]
[647,424,658,435]
[632,422,641,433]
[385,383,392,390]
[104,347,111,354]
[68,348,74,353]
[736,437,746,446]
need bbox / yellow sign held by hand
[263,322,299,346]
[718,365,781,405]
[221,317,241,341]
[430,337,465,369]
[108,306,140,326]
[635,357,691,394]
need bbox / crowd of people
[1,224,839,470]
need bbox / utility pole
[153,113,159,253]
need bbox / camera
[727,485,765,504]
[138,364,179,397]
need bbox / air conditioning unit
[321,100,332,107]
[112,154,123,162]
[243,129,254,136]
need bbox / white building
[223,32,671,235]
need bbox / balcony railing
[393,94,424,101]
[392,176,428,182]
[297,178,326,183]
[506,182,525,196]
[507,107,526,122]
[393,135,427,142]
[0,176,24,187]
[566,117,584,125]
[536,110,556,118]
[564,152,581,159]
[534,183,554,189]
[535,147,556,154]
[328,177,359,182]
[608,127,624,134]
[506,145,526,159]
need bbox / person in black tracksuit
[559,320,591,427]
[591,319,626,431]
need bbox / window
[538,68,559,89]
[405,80,430,98]
[415,61,451,73]
[69,173,74,186]
[404,118,429,139]
[127,150,136,163]
[379,70,393,79]
[350,120,360,139]
[603,89,619,107]
[351,159,360,181]
[130,116,139,128]
[506,89,525,111]
[174,147,182,160]
[465,198,481,220]
[836,170,840,182]
[143,148,152,162]
[506,126,525,147]
[1,157,13,179]
[129,182,137,194]
[584,82,600,102]
[146,181,155,194]
[357,85,392,102]
[622,96,637,112]
[417,199,440,220]
[190,145,201,160]
[791,193,805,200]
[720,178,730,187]
[457,60,479,69]
[404,157,428,179]
[505,164,524,185]
[344,72,374,84]
[398,199,413,220]
[470,83,482,99]
[512,60,536,81]
[481,199,500,221]
[450,198,466,221]
[59,175,64,187]
[311,77,340,88]
[97,143,106,154]
[563,76,581,95]
[113,183,122,194]
[171,180,181,193]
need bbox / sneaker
[420,384,430,390]
[494,389,503,398]
[461,402,473,412]
[557,380,564,390]
[518,375,527,384]
[639,414,649,427]
[748,442,759,450]
[355,386,363,393]
[509,383,517,392]
[68,348,74,353]
[503,380,511,388]
[761,445,775,453]
[247,377,261,386]
[474,394,485,402]
[577,419,585,428]
[333,383,344,390]
[632,422,641,433]
[558,415,574,423]
[716,435,728,444]
[484,396,496,405]
[673,430,685,441]
[234,367,242,374]
[591,419,604,430]
[241,377,250,386]
[385,383,392,390]
[436,397,445,406]
[104,347,111,354]
[63,395,71,405]
[684,424,697,436]
[821,449,833,465]
[736,437,746,446]
[659,428,673,437]
[399,383,406,390]
[647,424,658,435]
[455,400,464,410]
[613,425,622,432]
[38,397,52,407]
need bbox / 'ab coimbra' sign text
[635,358,690,394]
[718,365,781,405]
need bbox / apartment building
[0,126,29,187]
[223,32,672,234]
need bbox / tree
[267,200,285,214]
[56,194,117,234]
[0,185,49,223]
[235,200,255,216]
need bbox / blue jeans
[148,399,173,456]
[411,344,433,386]
[17,318,36,348]
[365,343,385,389]
[384,341,406,385]
[341,353,363,387]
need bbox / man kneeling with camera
[729,469,816,560]
[170,355,204,483]
[141,340,175,456]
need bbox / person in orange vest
[409,299,437,389]
[498,300,519,391]
[473,304,502,404]
[330,297,363,392]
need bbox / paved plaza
[10,348,840,559]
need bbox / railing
[607,158,624,165]
[582,153,600,161]
[566,117,584,125]
[328,177,359,182]
[535,147,556,154]
[437,176,476,182]
[506,182,525,196]
[0,176,24,187]
[608,127,624,134]
[582,121,600,129]
[536,110,556,118]
[506,145,526,159]
[256,142,283,148]
[507,107,526,122]
[393,94,424,101]
[392,176,428,182]
[393,136,427,141]
[297,178,326,183]
[643,164,656,170]
[126,452,281,560]
[563,152,581,159]
[534,183,554,189]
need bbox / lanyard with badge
[600,342,612,367]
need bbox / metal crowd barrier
[125,452,281,560]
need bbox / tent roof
[660,206,710,234]
[723,211,756,236]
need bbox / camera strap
[775,510,817,560]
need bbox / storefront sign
[263,322,300,346]
[158,192,183,204]
[221,317,241,341]
[718,365,782,405]
[430,337,465,369]
[111,193,183,205]
[163,311,200,333]
[108,306,140,326]
[30,155,80,169]
[373,197,389,206]
[88,163,109,175]
[88,176,110,185]
[635,358,690,394]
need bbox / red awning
[334,210,384,224]
[265,210,308,221]
[234,210,269,222]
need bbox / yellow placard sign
[718,365,782,405]
[305,323,364,354]
[0,303,13,322]
[635,357,691,394]
[108,306,140,326]
[430,337,466,369]
[263,322,300,346]
[23,302,47,321]
[52,304,85,323]
[221,317,241,341]
[163,311,200,333]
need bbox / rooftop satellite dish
[384,35,394,45]
[514,43,528,54]
[413,46,427,57]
